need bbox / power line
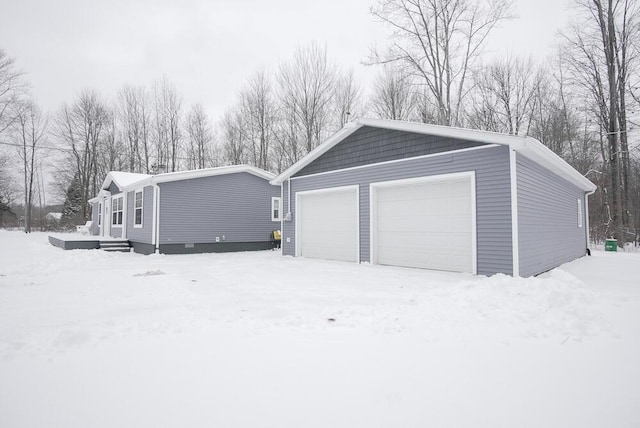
[0,141,70,153]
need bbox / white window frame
[577,198,583,228]
[134,190,144,228]
[112,195,124,227]
[271,197,282,222]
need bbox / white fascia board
[89,189,111,203]
[271,117,597,193]
[270,122,363,185]
[122,165,275,191]
[101,171,151,192]
[356,118,522,147]
[514,138,597,193]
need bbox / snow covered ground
[1,231,639,427]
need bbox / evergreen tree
[60,175,85,229]
[0,195,17,227]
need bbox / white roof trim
[121,164,275,191]
[270,118,596,192]
[100,171,151,191]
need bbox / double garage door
[296,174,475,273]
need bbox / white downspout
[153,183,161,253]
[585,189,595,251]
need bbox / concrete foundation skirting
[158,241,275,254]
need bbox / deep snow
[0,231,639,427]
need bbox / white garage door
[373,174,475,273]
[297,187,358,262]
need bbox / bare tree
[152,77,182,172]
[0,49,26,137]
[470,55,544,135]
[277,43,337,156]
[185,103,214,169]
[13,100,47,232]
[240,70,277,170]
[53,90,109,223]
[562,0,639,244]
[370,0,513,126]
[116,85,152,173]
[369,66,417,121]
[98,108,127,180]
[333,70,363,128]
[220,108,248,166]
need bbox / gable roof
[270,118,597,193]
[121,165,275,191]
[101,171,152,191]
[92,166,275,199]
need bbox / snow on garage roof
[271,118,597,193]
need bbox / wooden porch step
[99,240,131,252]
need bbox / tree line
[0,0,639,246]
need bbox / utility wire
[0,141,70,152]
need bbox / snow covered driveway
[1,231,639,427]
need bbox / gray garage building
[270,118,597,277]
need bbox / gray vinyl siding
[107,182,121,195]
[295,126,485,177]
[158,172,279,244]
[126,186,154,244]
[517,154,587,277]
[282,145,514,276]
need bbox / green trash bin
[605,239,618,251]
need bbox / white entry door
[372,173,475,273]
[296,186,359,262]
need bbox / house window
[134,190,143,227]
[112,196,123,226]
[272,197,282,222]
[98,202,102,226]
[577,198,583,228]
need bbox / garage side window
[577,198,583,228]
[112,196,123,226]
[134,190,143,227]
[272,197,282,222]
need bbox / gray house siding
[296,126,485,177]
[517,154,587,277]
[158,172,279,252]
[107,182,121,195]
[283,145,514,276]
[126,185,154,245]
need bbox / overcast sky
[0,0,572,122]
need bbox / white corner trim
[510,149,520,277]
[585,192,592,247]
[151,185,158,246]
